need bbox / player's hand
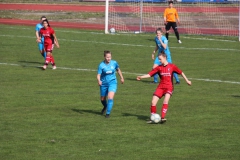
[55,43,60,48]
[187,80,192,86]
[98,81,102,86]
[178,21,180,25]
[120,78,124,84]
[36,39,41,43]
[152,54,155,60]
[164,21,167,25]
[136,76,141,81]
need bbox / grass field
[0,24,240,159]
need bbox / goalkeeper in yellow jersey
[164,1,182,43]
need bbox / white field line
[1,62,240,85]
[0,34,239,52]
[0,26,238,43]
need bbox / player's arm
[163,9,167,25]
[116,68,124,84]
[181,72,191,86]
[159,38,167,49]
[97,74,102,86]
[175,9,180,24]
[52,33,59,48]
[36,32,42,43]
[152,45,158,60]
[137,74,151,80]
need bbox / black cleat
[159,118,167,124]
[105,114,110,118]
[175,81,180,85]
[150,81,158,84]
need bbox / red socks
[45,56,51,65]
[150,106,156,114]
[161,104,168,119]
[50,55,55,65]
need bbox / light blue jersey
[154,35,172,62]
[98,60,119,86]
[35,23,44,42]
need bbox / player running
[152,28,180,84]
[35,16,47,59]
[164,1,182,43]
[97,51,124,118]
[137,51,191,124]
[38,19,59,70]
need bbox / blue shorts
[38,42,44,51]
[154,56,172,65]
[100,82,117,97]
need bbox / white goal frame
[105,0,240,41]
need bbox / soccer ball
[109,27,115,34]
[150,113,161,123]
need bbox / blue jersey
[35,23,44,41]
[155,36,171,60]
[97,60,119,85]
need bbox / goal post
[105,0,240,41]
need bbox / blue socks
[106,99,113,115]
[174,73,180,83]
[153,73,158,83]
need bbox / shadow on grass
[18,60,43,64]
[18,60,44,70]
[231,95,240,98]
[122,112,149,121]
[71,108,102,116]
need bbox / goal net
[105,0,239,39]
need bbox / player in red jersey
[38,19,59,70]
[137,51,191,124]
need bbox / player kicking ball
[137,51,191,124]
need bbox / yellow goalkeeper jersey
[164,7,179,22]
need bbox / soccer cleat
[146,120,154,124]
[150,81,158,84]
[159,118,167,124]
[175,81,180,85]
[178,40,182,44]
[52,66,57,70]
[105,114,110,118]
[42,65,47,70]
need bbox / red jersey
[148,63,182,89]
[39,27,55,45]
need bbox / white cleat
[52,66,57,70]
[178,40,182,44]
[42,65,47,70]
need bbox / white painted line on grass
[0,34,239,52]
[1,62,240,85]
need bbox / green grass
[0,24,240,160]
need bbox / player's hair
[104,50,111,57]
[40,16,46,20]
[159,51,167,58]
[168,1,173,4]
[155,28,163,34]
[42,19,50,27]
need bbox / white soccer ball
[150,113,161,123]
[109,27,115,34]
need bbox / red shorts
[153,88,173,98]
[44,43,54,52]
